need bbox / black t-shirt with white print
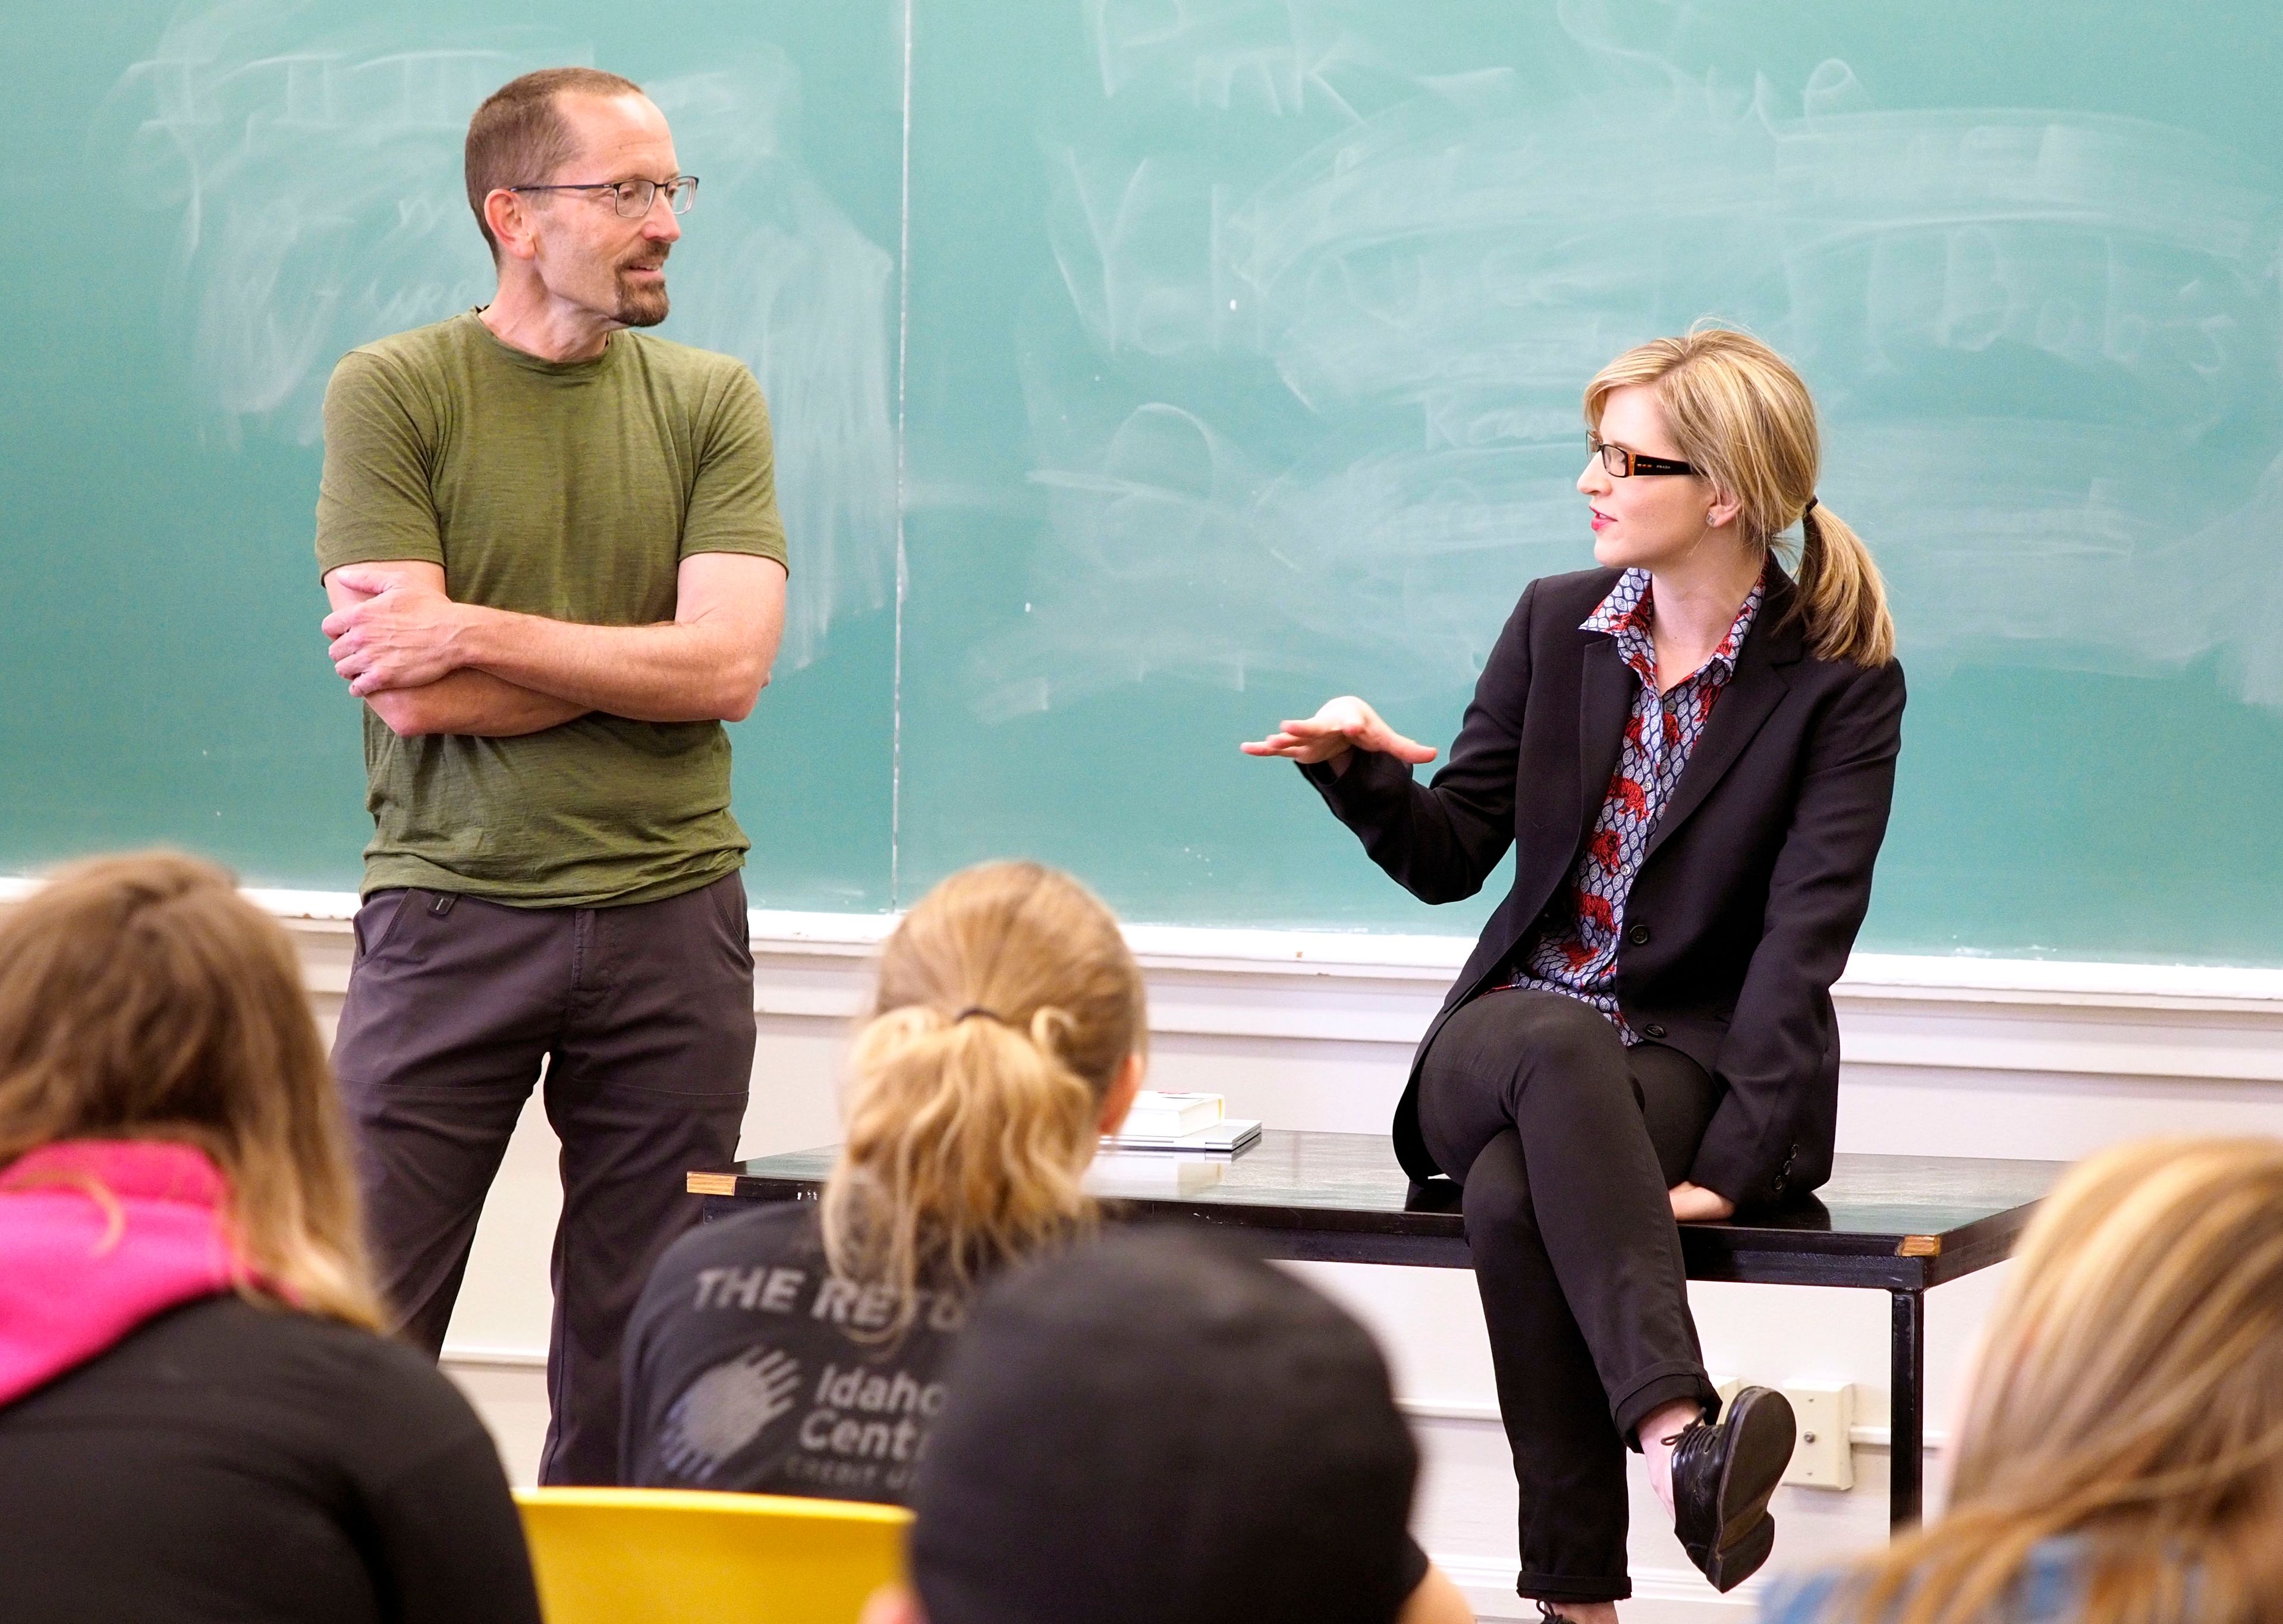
[621,1203,966,1503]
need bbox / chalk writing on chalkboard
[966,0,2283,718]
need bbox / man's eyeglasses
[1589,434,1696,478]
[509,175,700,218]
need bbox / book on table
[1100,1118,1262,1154]
[1115,1091,1225,1138]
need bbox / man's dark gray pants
[331,872,755,1485]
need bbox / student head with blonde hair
[0,850,542,1623]
[1248,324,1907,1612]
[1766,1137,2283,1624]
[621,860,1144,1500]
[823,858,1147,1306]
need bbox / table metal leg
[1888,1288,1926,1531]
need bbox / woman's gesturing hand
[1239,696,1439,769]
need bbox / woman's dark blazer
[1304,561,1905,1209]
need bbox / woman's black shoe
[1667,1385,1795,1592]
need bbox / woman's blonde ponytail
[820,863,1145,1332]
[1795,502,1894,666]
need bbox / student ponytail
[1586,324,1897,668]
[820,862,1145,1328]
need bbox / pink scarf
[0,1139,257,1407]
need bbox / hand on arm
[323,551,788,726]
[1240,696,1438,773]
[323,563,588,738]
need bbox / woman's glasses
[1589,434,1696,478]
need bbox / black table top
[693,1129,2068,1292]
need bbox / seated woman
[1763,1137,2283,1624]
[0,852,541,1624]
[1245,326,1906,1616]
[622,860,1473,1624]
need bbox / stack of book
[1102,1091,1261,1153]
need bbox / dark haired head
[908,1228,1422,1624]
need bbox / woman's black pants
[1416,987,1724,1605]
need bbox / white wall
[259,901,2283,1620]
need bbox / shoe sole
[1702,1512,1776,1592]
[1699,1387,1795,1592]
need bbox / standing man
[313,67,788,1484]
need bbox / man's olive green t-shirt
[314,310,788,907]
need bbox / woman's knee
[1420,992,1637,1173]
[1473,995,1634,1119]
[1438,992,1624,1085]
[1522,996,1628,1072]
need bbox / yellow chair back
[514,1487,910,1624]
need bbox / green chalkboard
[9,1,2283,961]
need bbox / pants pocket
[712,872,754,969]
[352,889,417,967]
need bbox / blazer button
[1643,1022,1668,1040]
[1627,924,1650,945]
[1772,1173,1788,1195]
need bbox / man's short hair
[464,67,643,259]
[908,1229,1423,1624]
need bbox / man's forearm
[368,670,588,738]
[323,555,781,721]
[452,606,764,723]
